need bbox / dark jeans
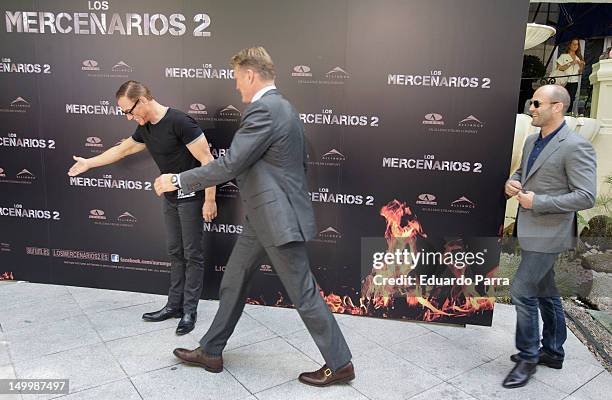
[510,250,566,362]
[162,197,204,314]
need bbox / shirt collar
[538,120,565,142]
[251,85,276,103]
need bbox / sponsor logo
[189,103,208,114]
[88,209,106,220]
[422,113,444,125]
[111,254,120,262]
[259,264,274,274]
[322,149,345,161]
[325,66,350,79]
[1,242,10,253]
[291,65,312,77]
[307,148,346,168]
[0,168,5,177]
[451,196,476,209]
[85,136,104,148]
[220,105,241,117]
[11,97,30,107]
[458,114,484,129]
[416,193,437,206]
[52,249,108,261]
[117,211,137,223]
[16,169,35,179]
[218,181,240,198]
[112,61,133,72]
[81,59,100,71]
[313,226,342,244]
[214,265,226,272]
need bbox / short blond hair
[230,47,276,81]
[116,80,153,101]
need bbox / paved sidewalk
[0,281,609,400]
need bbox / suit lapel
[524,125,570,183]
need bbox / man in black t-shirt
[68,80,216,335]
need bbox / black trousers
[162,197,204,313]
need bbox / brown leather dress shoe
[173,347,223,373]
[298,362,355,387]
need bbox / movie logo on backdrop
[4,5,212,37]
[299,109,380,128]
[388,69,492,89]
[1,132,56,150]
[382,154,484,174]
[69,174,153,192]
[1,57,51,74]
[309,187,375,207]
[65,100,123,116]
[0,204,60,220]
[165,63,233,79]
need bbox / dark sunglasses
[528,99,560,109]
[122,98,140,115]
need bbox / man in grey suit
[503,84,596,388]
[154,47,354,386]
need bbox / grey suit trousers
[199,219,352,371]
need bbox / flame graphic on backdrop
[247,199,496,324]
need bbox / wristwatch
[171,174,180,189]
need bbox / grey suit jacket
[179,89,316,247]
[511,123,596,253]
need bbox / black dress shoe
[298,362,355,387]
[142,306,183,322]
[176,312,197,335]
[510,350,563,369]
[502,360,537,389]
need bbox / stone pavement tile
[223,337,319,393]
[337,314,431,347]
[131,362,250,400]
[12,343,126,400]
[0,333,11,367]
[448,357,568,400]
[0,283,70,309]
[566,371,612,400]
[283,326,382,363]
[407,382,478,400]
[388,332,491,380]
[254,379,368,400]
[58,379,141,400]
[188,312,277,353]
[6,315,101,363]
[350,347,442,400]
[70,287,159,315]
[106,327,199,376]
[534,357,603,394]
[87,303,179,341]
[1,295,83,332]
[244,306,308,336]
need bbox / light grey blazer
[511,123,596,253]
[179,89,316,248]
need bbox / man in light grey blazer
[154,47,354,386]
[503,84,596,388]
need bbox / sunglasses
[528,99,560,109]
[122,98,140,115]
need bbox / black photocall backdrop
[0,0,529,326]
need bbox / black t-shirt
[132,108,203,203]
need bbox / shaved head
[537,84,571,113]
